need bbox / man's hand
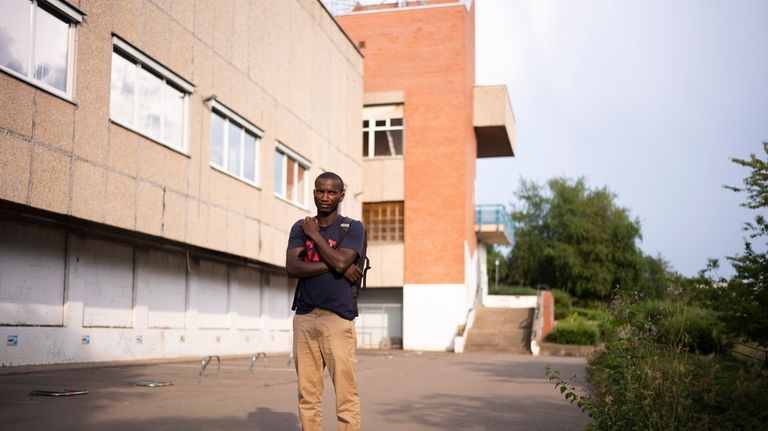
[343,264,362,285]
[301,216,321,239]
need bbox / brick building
[331,0,516,351]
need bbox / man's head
[313,172,345,216]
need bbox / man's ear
[339,191,346,202]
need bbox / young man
[286,172,364,431]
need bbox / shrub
[546,293,767,430]
[552,288,573,320]
[572,307,612,333]
[489,284,538,296]
[628,299,723,354]
[546,317,600,345]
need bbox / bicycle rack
[198,355,221,378]
[249,352,268,373]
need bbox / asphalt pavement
[0,351,590,430]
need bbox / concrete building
[330,0,516,351]
[0,0,363,366]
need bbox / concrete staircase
[465,306,533,353]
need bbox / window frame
[209,100,263,187]
[274,142,311,209]
[363,201,404,243]
[109,36,194,155]
[362,104,404,158]
[0,0,83,101]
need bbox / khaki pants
[293,308,360,431]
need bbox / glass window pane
[274,152,284,196]
[34,6,69,91]
[297,165,305,205]
[137,68,163,140]
[375,120,385,127]
[362,131,369,157]
[0,0,31,75]
[362,120,369,128]
[391,118,403,127]
[243,133,256,181]
[388,129,403,155]
[286,158,296,201]
[227,122,241,174]
[374,131,390,156]
[210,112,225,167]
[110,52,136,126]
[163,84,184,149]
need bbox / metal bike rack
[198,355,221,378]
[249,352,268,373]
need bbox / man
[286,172,364,431]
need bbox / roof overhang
[473,85,516,158]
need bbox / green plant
[628,299,723,354]
[545,317,600,345]
[552,288,573,319]
[488,284,537,296]
[545,365,596,418]
[552,292,768,430]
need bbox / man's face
[313,178,345,215]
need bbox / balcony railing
[475,204,514,245]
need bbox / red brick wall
[338,3,477,285]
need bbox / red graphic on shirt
[303,239,337,262]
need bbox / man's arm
[301,217,358,274]
[286,247,330,278]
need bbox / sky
[474,0,768,277]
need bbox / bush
[545,317,601,345]
[629,299,723,354]
[547,293,768,430]
[489,284,538,295]
[572,307,612,333]
[552,289,573,320]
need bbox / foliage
[571,307,611,333]
[547,293,768,430]
[552,288,573,320]
[504,177,666,301]
[629,299,723,354]
[488,284,537,296]
[486,246,511,286]
[718,141,768,346]
[545,317,601,346]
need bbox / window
[275,143,310,207]
[363,201,404,242]
[0,0,82,97]
[209,101,261,185]
[109,37,193,153]
[362,104,404,157]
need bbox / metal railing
[475,204,514,238]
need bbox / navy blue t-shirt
[288,215,365,320]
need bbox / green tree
[720,141,768,345]
[506,177,653,300]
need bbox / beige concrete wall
[0,0,363,268]
[365,243,404,287]
[362,158,404,202]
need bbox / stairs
[465,306,533,353]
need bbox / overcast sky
[475,0,768,277]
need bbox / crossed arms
[286,217,362,284]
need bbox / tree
[505,177,655,300]
[720,141,768,345]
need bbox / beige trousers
[293,308,360,431]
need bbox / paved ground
[0,351,590,430]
